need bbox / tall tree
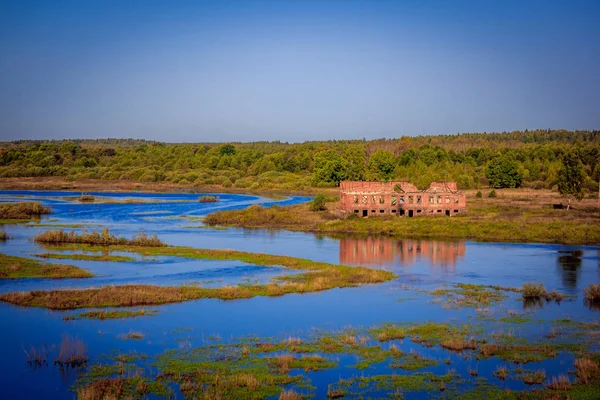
[557,150,586,208]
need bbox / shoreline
[0,177,335,197]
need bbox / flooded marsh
[0,190,598,399]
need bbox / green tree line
[0,129,598,193]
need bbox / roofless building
[339,181,466,217]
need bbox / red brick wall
[339,181,466,216]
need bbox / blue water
[0,190,599,399]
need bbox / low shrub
[488,189,497,198]
[475,191,483,198]
[310,193,327,211]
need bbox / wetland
[0,189,599,399]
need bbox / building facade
[339,181,466,217]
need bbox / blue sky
[0,0,599,142]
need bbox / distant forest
[1,129,599,193]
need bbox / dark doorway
[362,209,368,218]
[445,210,450,216]
[400,209,405,216]
[408,210,414,218]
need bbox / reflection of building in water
[339,238,465,268]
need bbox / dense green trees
[485,154,523,188]
[0,130,598,192]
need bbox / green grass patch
[204,203,600,245]
[35,252,136,262]
[0,253,92,279]
[63,309,157,321]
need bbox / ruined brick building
[339,181,466,217]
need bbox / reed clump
[24,345,48,367]
[494,366,508,380]
[79,193,95,202]
[34,228,165,247]
[0,202,52,219]
[198,195,220,203]
[546,375,572,391]
[521,282,565,303]
[522,370,546,385]
[584,284,600,303]
[574,358,600,384]
[440,337,477,351]
[54,336,88,369]
[279,390,303,400]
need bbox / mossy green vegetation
[0,253,92,279]
[63,309,157,321]
[75,320,600,399]
[0,244,395,309]
[36,252,136,262]
[429,283,509,309]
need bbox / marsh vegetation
[0,201,52,220]
[0,253,92,279]
[34,228,165,247]
[204,190,600,244]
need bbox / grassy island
[0,230,395,309]
[0,202,52,224]
[0,253,92,279]
[204,190,600,245]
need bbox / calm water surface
[0,190,598,399]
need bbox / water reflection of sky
[0,190,599,399]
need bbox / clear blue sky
[1,0,599,142]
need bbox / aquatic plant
[34,228,165,247]
[522,283,548,299]
[546,375,572,390]
[279,390,303,400]
[79,193,95,202]
[118,331,144,340]
[574,358,600,384]
[440,337,477,351]
[0,253,92,279]
[0,201,52,219]
[198,195,220,203]
[493,366,508,380]
[584,284,600,303]
[63,309,157,321]
[521,283,565,303]
[24,345,48,367]
[430,283,508,309]
[521,370,546,385]
[54,336,88,369]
